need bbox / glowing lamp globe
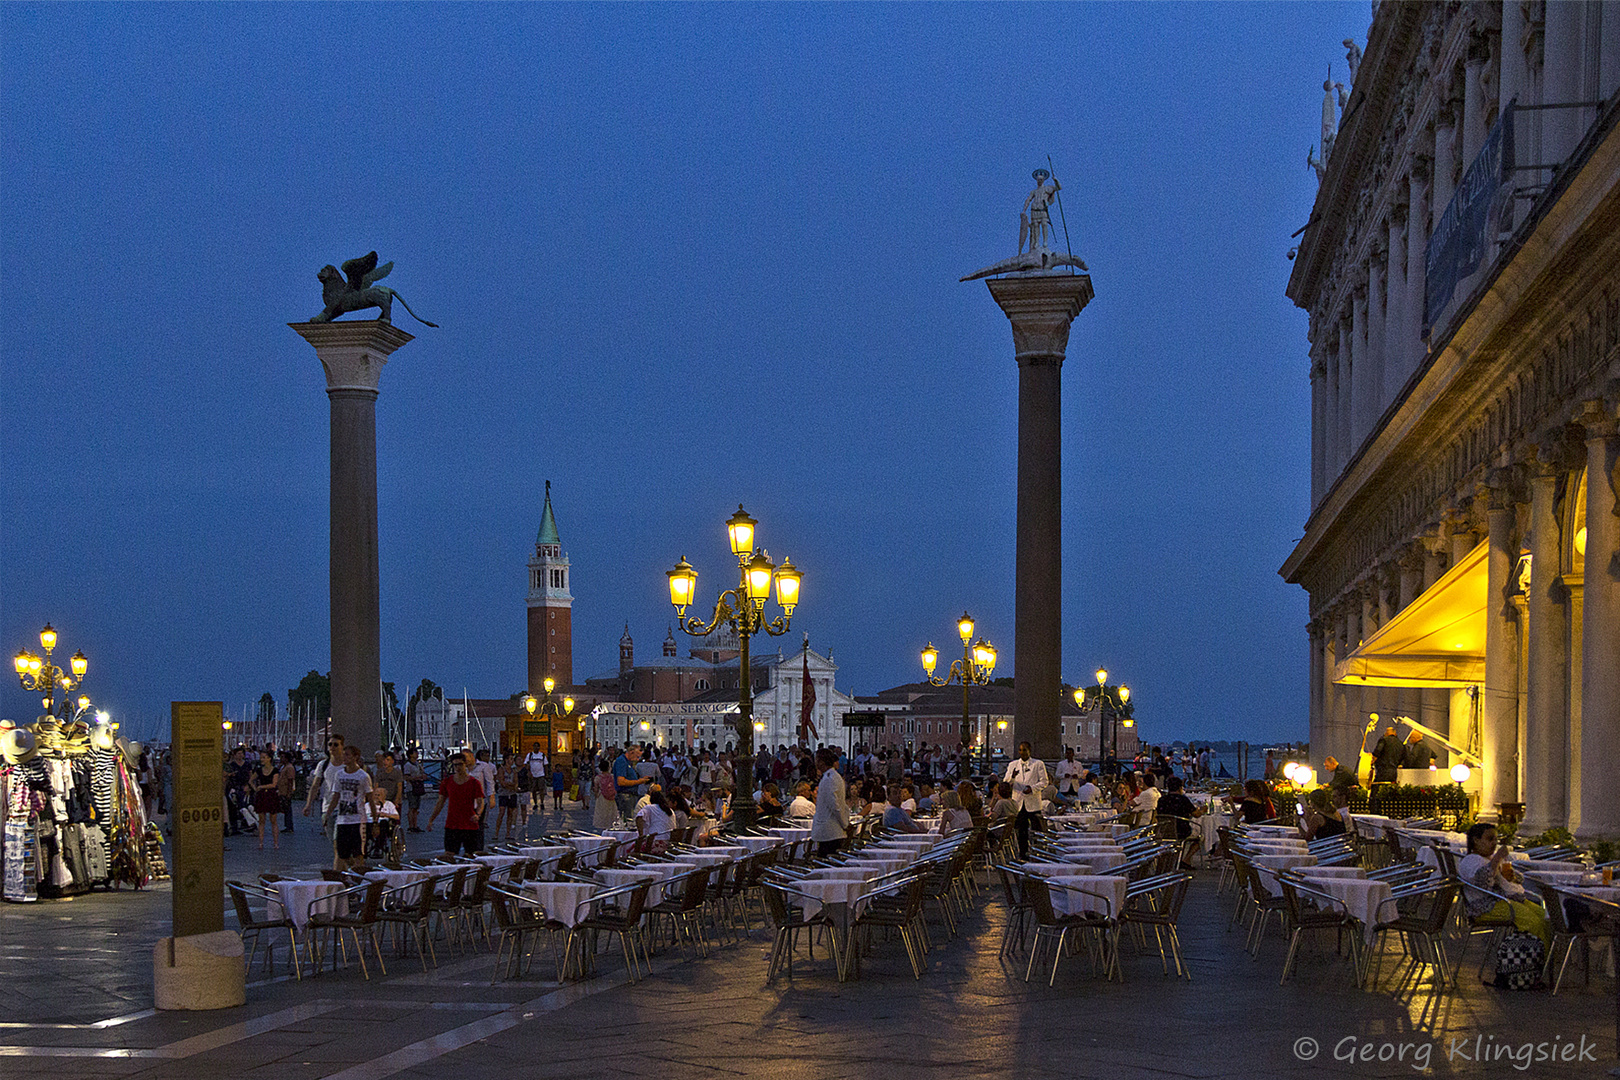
[1450,763,1472,783]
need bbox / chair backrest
[1533,880,1574,936]
[321,869,346,883]
[439,867,469,905]
[679,866,712,911]
[465,864,493,903]
[356,880,386,923]
[556,849,578,875]
[1433,846,1459,878]
[1019,874,1060,925]
[619,880,652,923]
[598,842,618,869]
[1415,881,1458,933]
[227,881,257,926]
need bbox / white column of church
[1384,212,1406,403]
[1367,253,1388,425]
[1327,338,1344,480]
[1521,461,1570,833]
[1405,163,1430,374]
[1420,530,1452,765]
[1576,403,1620,838]
[1543,0,1587,166]
[1350,280,1370,452]
[1482,482,1521,811]
[1462,45,1489,166]
[1433,110,1457,231]
[1310,347,1327,506]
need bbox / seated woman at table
[635,788,676,853]
[956,781,985,826]
[757,782,785,822]
[1459,822,1550,948]
[881,784,926,833]
[990,782,1020,824]
[1298,788,1348,841]
[938,790,974,835]
[668,787,693,831]
[1238,779,1277,825]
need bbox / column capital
[290,319,415,394]
[1420,525,1450,556]
[1577,398,1619,440]
[1485,465,1527,510]
[1409,154,1432,184]
[985,275,1094,366]
[1534,424,1586,475]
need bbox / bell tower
[526,481,573,691]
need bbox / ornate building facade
[1282,2,1620,836]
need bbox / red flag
[800,641,818,744]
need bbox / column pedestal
[985,274,1093,761]
[290,320,414,759]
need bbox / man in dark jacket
[1371,726,1404,785]
[1402,732,1436,770]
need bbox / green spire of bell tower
[537,480,560,547]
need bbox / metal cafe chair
[227,880,302,980]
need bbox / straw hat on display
[2,726,39,766]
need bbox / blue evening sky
[1,2,1365,744]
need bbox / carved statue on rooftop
[309,251,439,327]
[961,167,1088,281]
[1344,38,1362,84]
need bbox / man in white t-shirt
[330,746,373,871]
[1131,773,1162,818]
[521,742,547,830]
[1076,773,1101,805]
[1054,748,1083,805]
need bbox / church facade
[1281,1,1620,836]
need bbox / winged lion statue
[310,252,439,327]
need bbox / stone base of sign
[153,931,246,1011]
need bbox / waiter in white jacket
[1002,741,1049,858]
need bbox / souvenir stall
[2,719,155,903]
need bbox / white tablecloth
[595,867,669,906]
[472,853,530,869]
[1296,875,1395,944]
[517,845,574,878]
[1044,874,1127,918]
[732,835,784,853]
[869,835,939,849]
[1241,838,1310,853]
[363,869,432,905]
[846,854,912,872]
[792,876,876,918]
[1200,813,1232,852]
[1252,853,1317,871]
[768,827,812,841]
[1018,861,1097,877]
[1052,850,1124,871]
[521,880,600,927]
[267,879,343,931]
[802,867,876,880]
[563,834,617,866]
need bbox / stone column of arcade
[986,276,1093,759]
[291,320,415,759]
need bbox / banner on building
[1425,101,1515,332]
[591,702,740,719]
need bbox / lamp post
[920,612,997,772]
[523,677,575,756]
[666,505,802,830]
[1074,667,1132,777]
[14,624,89,719]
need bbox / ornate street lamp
[920,611,997,768]
[523,675,576,755]
[14,623,89,719]
[667,504,801,829]
[1074,669,1133,777]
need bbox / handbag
[1494,928,1544,990]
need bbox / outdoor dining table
[1254,863,1365,896]
[267,879,344,933]
[802,867,876,880]
[1043,874,1127,919]
[518,845,574,878]
[563,834,617,867]
[673,851,738,866]
[1200,813,1232,852]
[1051,849,1125,871]
[1017,861,1097,877]
[472,853,529,869]
[768,827,812,841]
[789,874,901,981]
[1240,838,1310,853]
[520,880,600,928]
[1243,825,1303,838]
[731,835,784,853]
[1290,870,1394,946]
[595,866,670,906]
[362,868,433,905]
[1251,853,1318,872]
[845,854,911,873]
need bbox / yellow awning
[1332,540,1487,688]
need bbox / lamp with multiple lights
[1073,667,1133,776]
[14,624,89,719]
[919,611,998,761]
[666,504,801,829]
[523,676,577,755]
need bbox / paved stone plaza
[1,812,1613,1080]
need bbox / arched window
[695,679,709,691]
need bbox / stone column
[985,273,1094,760]
[1433,107,1458,233]
[1520,456,1570,834]
[1326,340,1342,480]
[1420,528,1451,764]
[1482,480,1522,812]
[1405,160,1430,368]
[1337,318,1354,469]
[1396,547,1425,723]
[1366,250,1387,429]
[1350,279,1371,452]
[290,320,414,758]
[1462,44,1489,167]
[1310,350,1327,507]
[1576,401,1620,839]
[1384,211,1406,402]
